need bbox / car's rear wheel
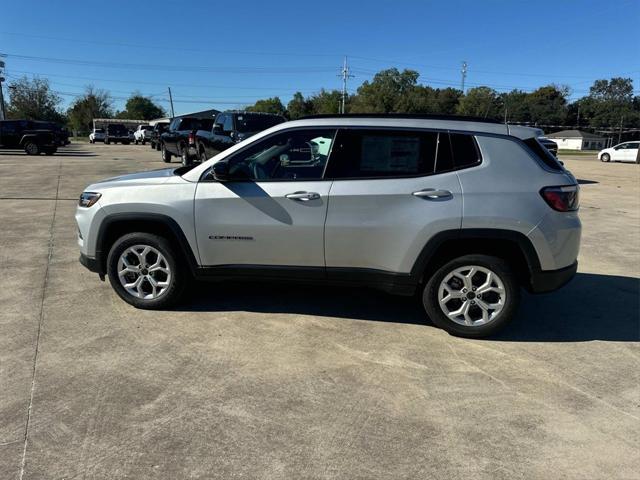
[105,139,110,144]
[422,254,520,338]
[161,143,172,163]
[180,147,190,166]
[600,153,610,162]
[200,147,208,163]
[106,232,186,309]
[24,141,40,155]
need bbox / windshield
[235,114,284,133]
[95,129,104,133]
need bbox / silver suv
[76,115,581,338]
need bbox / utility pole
[618,114,624,144]
[338,56,354,114]
[0,59,6,121]
[461,61,468,93]
[168,87,175,118]
[576,103,580,127]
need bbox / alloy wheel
[437,265,506,327]
[117,245,172,299]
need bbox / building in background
[546,130,607,150]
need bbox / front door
[194,128,337,270]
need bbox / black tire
[142,139,146,145]
[105,139,110,145]
[199,147,208,163]
[156,142,161,151]
[180,147,190,167]
[106,232,187,309]
[600,153,610,162]
[134,139,139,145]
[24,141,40,155]
[422,254,520,338]
[150,141,155,149]
[90,139,94,144]
[161,143,172,163]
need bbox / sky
[1,0,638,115]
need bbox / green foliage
[6,76,65,123]
[310,89,343,115]
[67,86,113,134]
[456,87,501,119]
[524,85,568,125]
[350,68,420,113]
[287,92,314,119]
[116,94,165,120]
[245,97,286,116]
[578,78,639,128]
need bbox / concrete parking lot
[1,143,638,479]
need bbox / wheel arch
[95,213,198,276]
[411,229,541,291]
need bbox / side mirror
[212,160,229,181]
[213,123,223,133]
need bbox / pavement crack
[18,158,62,480]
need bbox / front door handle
[285,191,321,201]
[412,188,453,200]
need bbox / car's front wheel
[600,153,610,162]
[422,254,520,338]
[106,232,186,309]
[24,141,40,155]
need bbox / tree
[287,92,314,119]
[350,68,420,113]
[525,85,568,125]
[500,90,530,123]
[456,87,501,119]
[116,94,165,120]
[6,76,64,122]
[246,96,286,116]
[579,78,639,128]
[67,86,113,134]
[310,89,343,115]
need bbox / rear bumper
[529,261,577,293]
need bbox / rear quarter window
[523,138,564,171]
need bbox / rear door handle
[285,191,320,201]
[412,188,453,200]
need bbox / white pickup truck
[133,125,153,145]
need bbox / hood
[87,168,178,190]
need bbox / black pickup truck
[0,119,59,155]
[104,124,132,145]
[193,111,286,163]
[160,116,216,165]
[149,122,170,151]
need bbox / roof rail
[299,113,502,124]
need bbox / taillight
[540,185,579,212]
[188,132,196,145]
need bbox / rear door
[323,128,463,275]
[194,128,337,271]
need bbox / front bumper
[79,253,103,275]
[529,261,577,293]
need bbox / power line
[1,52,336,74]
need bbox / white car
[134,125,153,145]
[598,141,639,163]
[89,128,105,143]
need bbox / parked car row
[158,111,286,166]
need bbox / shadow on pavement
[179,272,639,342]
[577,178,599,185]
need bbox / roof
[301,113,503,124]
[547,129,605,140]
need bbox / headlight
[79,192,101,208]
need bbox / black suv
[0,119,59,155]
[194,111,286,162]
[104,124,131,145]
